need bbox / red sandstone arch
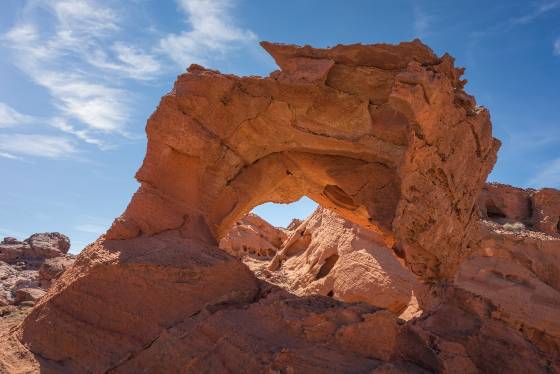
[107,40,498,280]
[18,40,499,371]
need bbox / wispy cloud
[160,0,257,66]
[466,1,560,67]
[509,1,560,25]
[50,117,109,149]
[2,0,257,160]
[554,37,560,55]
[0,134,78,159]
[529,158,560,188]
[413,5,434,39]
[2,0,159,150]
[0,102,34,128]
[3,5,133,136]
[88,42,162,80]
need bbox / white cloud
[510,1,560,25]
[2,0,257,157]
[50,118,108,149]
[35,72,129,133]
[0,152,18,160]
[554,37,560,55]
[0,102,34,128]
[413,5,433,39]
[529,158,560,188]
[0,134,78,159]
[160,0,257,66]
[87,42,162,80]
[51,0,120,38]
[2,0,150,143]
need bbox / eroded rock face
[219,213,286,257]
[0,233,70,264]
[235,208,423,314]
[0,233,74,306]
[14,40,508,372]
[532,188,560,235]
[458,219,560,357]
[38,256,75,289]
[478,182,560,236]
[106,40,499,281]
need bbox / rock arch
[18,40,499,371]
[107,40,498,280]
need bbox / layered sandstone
[105,40,499,281]
[478,182,560,236]
[0,233,73,306]
[10,40,554,373]
[0,233,70,265]
[219,213,286,257]
[233,208,422,314]
[0,234,74,374]
[458,220,560,356]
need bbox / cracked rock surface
[6,41,559,373]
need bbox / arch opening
[218,197,421,315]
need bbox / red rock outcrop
[10,40,546,372]
[0,234,74,306]
[234,208,423,314]
[0,233,75,373]
[457,232,560,357]
[478,182,560,236]
[105,40,499,281]
[219,213,286,257]
[0,233,70,265]
[532,188,560,235]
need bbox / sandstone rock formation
[0,233,70,265]
[460,212,560,357]
[230,207,422,315]
[104,39,499,281]
[6,40,560,373]
[38,256,75,289]
[0,233,73,306]
[219,213,286,257]
[478,182,560,236]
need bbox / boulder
[0,261,39,304]
[477,182,532,223]
[15,288,46,305]
[26,232,70,259]
[0,242,26,264]
[219,213,286,257]
[260,208,422,314]
[0,233,71,264]
[532,188,560,235]
[38,256,75,288]
[477,182,560,236]
[458,220,560,356]
[1,237,21,245]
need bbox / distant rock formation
[478,182,560,236]
[219,213,286,257]
[0,233,74,307]
[0,233,70,265]
[221,208,422,315]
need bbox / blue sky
[0,0,559,252]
